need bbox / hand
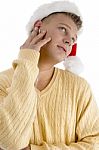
[20,27,51,52]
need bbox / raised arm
[0,27,51,150]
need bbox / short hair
[41,12,82,31]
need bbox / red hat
[63,43,84,74]
[69,43,77,56]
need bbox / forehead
[43,13,78,34]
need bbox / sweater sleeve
[30,81,99,150]
[0,49,40,150]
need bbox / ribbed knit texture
[0,49,99,150]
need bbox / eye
[59,27,67,34]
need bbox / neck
[35,63,55,91]
[37,58,55,81]
[38,63,54,79]
[35,50,55,90]
[38,56,55,73]
[38,63,54,72]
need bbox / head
[35,13,82,64]
[26,1,83,67]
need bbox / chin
[41,45,66,63]
[53,56,65,65]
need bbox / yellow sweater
[0,49,99,150]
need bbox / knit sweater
[0,49,99,150]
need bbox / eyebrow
[59,23,71,30]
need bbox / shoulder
[0,68,14,91]
[57,68,91,91]
[58,68,94,106]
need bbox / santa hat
[63,43,84,74]
[26,0,84,75]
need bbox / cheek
[44,29,62,49]
[46,29,60,41]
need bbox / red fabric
[69,43,77,56]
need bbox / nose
[64,40,70,46]
[63,34,72,46]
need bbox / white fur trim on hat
[63,56,84,74]
[26,0,83,35]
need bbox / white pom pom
[63,56,84,75]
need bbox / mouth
[57,45,67,53]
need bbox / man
[0,1,99,150]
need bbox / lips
[57,45,67,52]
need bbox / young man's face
[37,13,78,64]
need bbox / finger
[36,37,52,48]
[24,27,39,45]
[30,30,47,44]
[31,27,39,37]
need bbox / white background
[0,0,99,107]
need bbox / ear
[68,43,77,56]
[34,20,42,28]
